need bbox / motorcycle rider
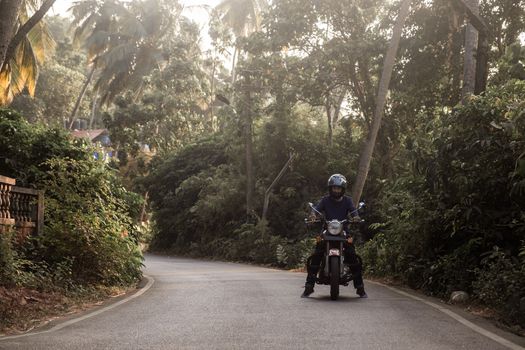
[301,174,367,298]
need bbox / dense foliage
[361,81,525,326]
[0,109,143,293]
[146,107,361,264]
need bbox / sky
[49,1,525,46]
[51,0,222,19]
[50,0,223,48]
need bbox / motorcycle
[305,202,363,300]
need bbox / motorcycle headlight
[327,221,343,235]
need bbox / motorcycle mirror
[358,201,365,209]
[308,202,323,216]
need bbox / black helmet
[327,174,347,199]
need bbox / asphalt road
[1,254,524,350]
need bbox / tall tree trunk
[461,0,479,101]
[261,154,295,222]
[325,89,346,140]
[242,74,254,221]
[89,93,98,129]
[446,4,462,106]
[209,58,216,132]
[69,63,96,130]
[475,32,488,94]
[140,191,149,223]
[2,0,55,71]
[351,0,411,204]
[349,65,372,129]
[244,114,254,220]
[0,0,22,72]
[326,100,333,147]
[332,90,346,126]
[231,46,238,86]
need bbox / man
[302,173,367,298]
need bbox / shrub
[0,109,143,290]
[473,247,525,325]
[0,230,20,287]
[362,80,525,326]
[37,157,143,286]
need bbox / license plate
[329,249,340,256]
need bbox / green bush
[0,231,20,287]
[38,157,143,285]
[473,247,525,325]
[362,80,525,326]
[146,116,353,268]
[0,230,76,291]
[0,109,143,290]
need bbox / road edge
[0,274,155,341]
[367,280,525,350]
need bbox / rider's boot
[301,283,315,298]
[301,264,318,298]
[356,284,368,298]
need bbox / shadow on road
[303,295,364,303]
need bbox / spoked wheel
[330,257,340,300]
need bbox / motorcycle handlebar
[304,218,362,225]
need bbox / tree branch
[453,0,489,35]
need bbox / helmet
[327,174,347,199]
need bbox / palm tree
[0,0,56,105]
[215,0,267,85]
[68,0,120,128]
[351,0,412,204]
[93,0,168,106]
[214,0,267,221]
[69,0,171,129]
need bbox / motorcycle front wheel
[330,257,340,300]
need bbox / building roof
[71,129,108,141]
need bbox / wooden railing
[0,175,44,237]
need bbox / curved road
[1,254,524,349]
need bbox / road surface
[1,254,524,349]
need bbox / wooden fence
[0,175,44,238]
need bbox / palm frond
[27,21,56,63]
[69,0,100,24]
[118,16,148,40]
[85,30,111,56]
[98,42,137,67]
[14,37,39,96]
[102,1,132,20]
[72,12,98,45]
[215,0,264,37]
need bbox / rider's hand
[350,216,361,223]
[308,213,318,221]
[347,236,354,244]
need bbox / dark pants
[305,241,364,289]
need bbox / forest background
[0,0,524,332]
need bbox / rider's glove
[308,213,318,221]
[350,216,361,223]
